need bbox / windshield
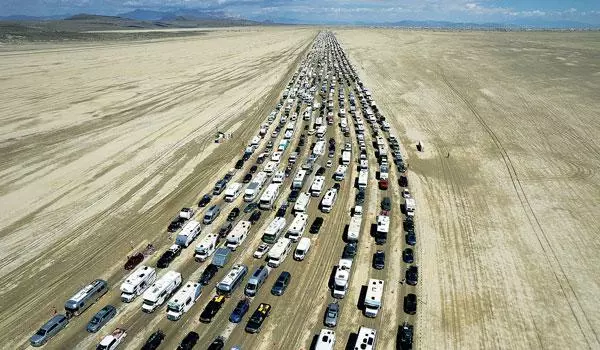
[36,329,46,336]
[143,300,155,307]
[89,317,100,325]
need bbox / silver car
[30,314,69,347]
[324,302,339,327]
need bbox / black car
[227,208,240,222]
[404,217,414,231]
[244,202,258,213]
[199,264,219,285]
[245,303,272,334]
[234,159,245,169]
[167,217,186,232]
[316,167,326,176]
[299,138,305,147]
[397,322,414,350]
[381,197,392,211]
[207,336,225,350]
[288,189,299,202]
[223,173,233,183]
[310,217,324,234]
[200,295,226,323]
[355,190,365,205]
[141,330,165,350]
[404,293,417,315]
[243,173,253,183]
[177,331,199,350]
[342,242,357,259]
[295,146,301,153]
[373,250,385,270]
[156,246,181,268]
[198,194,212,207]
[406,266,419,286]
[333,183,341,191]
[276,204,288,218]
[328,137,335,145]
[249,210,262,224]
[249,165,258,174]
[406,232,416,246]
[218,222,233,238]
[399,175,408,187]
[402,248,414,263]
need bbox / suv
[30,314,69,347]
[157,245,182,268]
[381,197,392,211]
[199,264,219,285]
[342,242,357,259]
[355,190,365,205]
[198,194,212,207]
[227,208,240,222]
[324,302,339,327]
[406,266,419,286]
[229,298,250,323]
[200,295,226,323]
[404,293,417,315]
[207,336,225,350]
[218,222,233,238]
[310,217,324,234]
[271,271,291,296]
[177,331,199,350]
[398,322,414,350]
[402,248,414,263]
[167,217,186,232]
[141,330,165,350]
[373,251,385,270]
[86,305,117,333]
[245,303,272,334]
[276,204,288,218]
[249,210,262,224]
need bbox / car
[276,204,288,218]
[404,216,414,231]
[244,202,258,213]
[249,210,262,224]
[308,128,316,135]
[406,232,416,246]
[177,331,199,350]
[124,252,144,270]
[373,250,385,270]
[243,173,253,183]
[406,266,419,286]
[398,322,414,350]
[333,183,341,191]
[326,160,333,167]
[30,314,69,347]
[86,305,117,333]
[245,303,272,334]
[157,245,182,268]
[295,146,301,153]
[266,141,273,149]
[288,189,300,202]
[342,242,357,259]
[316,167,326,176]
[167,217,186,233]
[218,222,233,238]
[402,188,411,198]
[328,151,335,158]
[229,298,251,323]
[223,173,234,183]
[253,243,270,259]
[235,159,245,170]
[199,264,219,285]
[328,137,335,145]
[249,165,258,174]
[304,124,309,130]
[324,302,339,327]
[141,330,165,350]
[404,293,417,315]
[355,190,365,205]
[207,336,225,350]
[399,175,408,187]
[310,217,324,233]
[271,271,291,296]
[381,197,392,211]
[200,295,226,323]
[379,179,389,190]
[402,248,414,263]
[227,208,240,222]
[299,138,305,146]
[198,194,212,207]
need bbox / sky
[3,0,600,25]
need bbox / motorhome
[341,150,351,165]
[224,183,243,202]
[226,221,252,251]
[346,215,362,242]
[333,165,348,181]
[287,213,308,242]
[245,265,270,297]
[263,161,277,174]
[294,237,311,261]
[142,271,182,313]
[353,327,377,350]
[262,217,287,244]
[244,171,267,202]
[272,170,285,184]
[175,220,201,247]
[315,329,336,350]
[120,266,156,302]
[166,281,202,321]
[292,169,307,189]
[251,135,261,147]
[358,170,369,190]
[64,279,108,317]
[364,279,384,317]
[359,159,368,170]
[267,237,292,268]
[310,176,325,197]
[216,264,248,296]
[375,215,390,244]
[320,188,338,213]
[259,183,280,210]
[315,116,323,126]
[313,140,326,156]
[332,259,353,299]
[194,234,219,262]
[405,197,416,217]
[316,125,327,138]
[271,151,283,163]
[293,192,310,213]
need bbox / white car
[253,243,270,259]
[402,188,411,198]
[326,160,333,168]
[308,129,316,135]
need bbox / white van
[294,237,311,261]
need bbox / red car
[378,179,389,190]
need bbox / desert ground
[336,29,600,349]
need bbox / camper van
[203,205,221,225]
[341,150,351,165]
[292,169,307,189]
[216,265,248,296]
[294,237,311,261]
[364,279,384,317]
[245,265,270,297]
[293,192,310,213]
[244,171,267,202]
[375,215,390,244]
[194,234,219,262]
[320,189,338,213]
[142,271,182,313]
[262,217,287,244]
[333,165,348,181]
[287,213,308,242]
[175,220,201,247]
[332,259,353,299]
[224,183,243,202]
[226,221,252,251]
[120,266,156,303]
[65,279,108,317]
[267,237,292,268]
[166,281,202,321]
[259,183,280,210]
[310,176,326,197]
[357,170,369,190]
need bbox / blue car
[229,298,250,323]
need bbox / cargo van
[294,237,311,261]
[245,265,270,297]
[203,205,221,225]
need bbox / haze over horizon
[2,0,600,26]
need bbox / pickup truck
[97,328,127,350]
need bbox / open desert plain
[0,24,599,350]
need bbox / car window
[36,329,46,336]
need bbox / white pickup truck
[97,328,127,350]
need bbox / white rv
[194,233,219,262]
[405,197,416,216]
[271,151,283,163]
[341,150,351,165]
[142,271,182,313]
[175,220,201,248]
[224,182,243,202]
[120,266,156,303]
[244,171,267,202]
[216,264,248,296]
[292,169,307,189]
[359,159,369,170]
[320,188,338,213]
[267,237,292,268]
[315,329,336,350]
[166,281,202,321]
[358,169,369,190]
[364,279,384,317]
[310,176,326,197]
[272,170,285,184]
[264,161,277,174]
[347,214,362,242]
[315,116,323,126]
[259,183,280,210]
[226,220,252,251]
[354,327,377,350]
[287,213,308,242]
[333,259,353,298]
[250,135,261,147]
[262,217,287,244]
[376,215,390,244]
[316,125,327,138]
[293,192,310,213]
[294,237,311,261]
[313,140,326,156]
[333,165,348,181]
